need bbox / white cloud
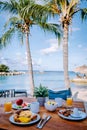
[0,57,4,60]
[41,38,62,55]
[69,27,80,32]
[32,58,42,66]
[0,53,43,70]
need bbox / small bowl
[44,101,57,111]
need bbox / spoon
[36,113,47,128]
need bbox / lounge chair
[0,90,4,97]
[0,90,10,97]
[76,73,82,78]
[48,88,72,100]
[4,90,10,97]
[14,89,28,97]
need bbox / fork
[36,113,47,128]
[38,115,51,129]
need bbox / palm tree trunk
[63,23,70,89]
[25,32,34,96]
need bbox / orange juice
[4,102,12,112]
[66,97,73,106]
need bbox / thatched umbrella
[74,65,87,74]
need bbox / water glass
[30,102,40,113]
[55,98,63,107]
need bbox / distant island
[0,71,25,76]
[0,64,25,76]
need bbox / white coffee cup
[55,98,63,107]
[30,102,40,113]
[73,108,79,117]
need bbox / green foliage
[81,8,87,21]
[0,64,9,72]
[33,84,48,97]
[0,0,61,48]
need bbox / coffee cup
[55,98,63,107]
[30,102,40,113]
[73,108,79,117]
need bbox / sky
[0,1,87,71]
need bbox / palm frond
[4,17,22,29]
[81,8,87,21]
[44,0,61,16]
[37,22,62,43]
[0,27,15,47]
[0,39,3,49]
[16,29,24,45]
[59,0,68,16]
[21,3,49,23]
[0,0,18,14]
[67,0,79,16]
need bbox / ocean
[1,71,87,101]
[0,71,87,93]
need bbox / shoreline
[0,71,26,76]
[71,77,87,83]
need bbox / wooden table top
[0,97,87,130]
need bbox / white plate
[58,110,87,121]
[9,114,40,125]
[12,103,31,110]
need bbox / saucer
[71,113,81,118]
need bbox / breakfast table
[0,97,87,130]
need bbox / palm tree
[42,0,80,89]
[0,0,61,95]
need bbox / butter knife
[38,116,51,129]
[36,113,47,128]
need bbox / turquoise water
[0,71,87,92]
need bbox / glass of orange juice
[66,95,73,107]
[4,102,12,113]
